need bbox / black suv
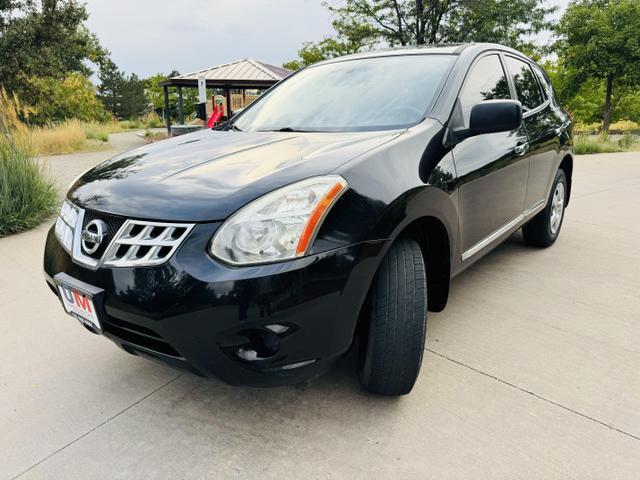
[44,44,572,395]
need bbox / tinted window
[234,55,455,132]
[459,54,511,128]
[533,65,552,100]
[505,56,544,111]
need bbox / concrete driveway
[1,147,639,479]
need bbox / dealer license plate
[57,283,102,333]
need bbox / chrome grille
[56,200,195,269]
[101,220,195,267]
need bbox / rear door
[452,53,530,260]
[503,56,560,211]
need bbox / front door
[452,53,530,259]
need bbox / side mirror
[469,99,522,136]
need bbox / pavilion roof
[160,58,293,88]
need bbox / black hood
[68,128,402,222]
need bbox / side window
[505,56,544,111]
[533,65,553,100]
[459,54,511,128]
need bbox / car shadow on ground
[99,231,541,428]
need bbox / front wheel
[523,169,567,247]
[358,238,427,396]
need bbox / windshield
[234,54,455,133]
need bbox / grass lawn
[29,113,164,156]
[29,120,113,156]
[574,133,640,155]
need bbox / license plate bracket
[53,273,105,334]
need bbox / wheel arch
[559,154,573,205]
[352,185,458,340]
[363,211,453,315]
[398,216,451,312]
[377,187,457,313]
[353,213,452,365]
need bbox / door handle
[515,142,529,156]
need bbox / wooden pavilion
[159,58,292,134]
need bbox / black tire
[358,238,427,396]
[523,169,568,248]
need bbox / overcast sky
[84,0,335,77]
[84,0,568,78]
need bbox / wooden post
[163,85,171,136]
[177,85,184,125]
[225,85,232,119]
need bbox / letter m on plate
[73,290,93,313]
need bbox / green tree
[119,74,147,119]
[614,87,640,124]
[556,0,640,132]
[145,73,176,113]
[97,59,124,116]
[286,0,555,69]
[0,0,106,113]
[98,61,148,119]
[27,72,108,122]
[144,72,199,121]
[283,23,376,70]
[545,58,640,126]
[327,0,554,47]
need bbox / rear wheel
[523,169,567,247]
[358,238,427,396]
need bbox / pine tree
[97,59,124,117]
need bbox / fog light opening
[236,329,280,362]
[237,348,261,361]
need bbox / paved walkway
[1,150,639,479]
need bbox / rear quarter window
[533,65,554,101]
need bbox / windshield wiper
[212,121,242,132]
[259,127,309,132]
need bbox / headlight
[59,199,78,227]
[210,176,348,265]
[55,200,78,252]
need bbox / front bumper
[44,222,388,387]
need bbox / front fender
[310,120,460,254]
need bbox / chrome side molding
[461,200,545,261]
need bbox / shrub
[144,129,169,142]
[0,90,57,236]
[118,119,142,130]
[618,132,637,150]
[573,122,601,135]
[574,135,623,154]
[142,112,162,129]
[609,120,640,134]
[83,122,114,142]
